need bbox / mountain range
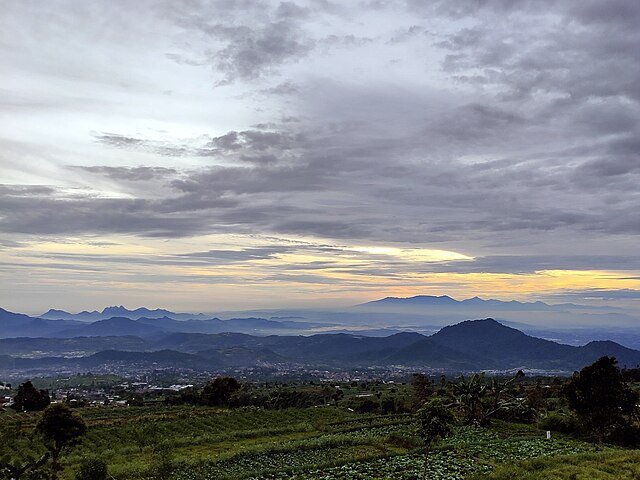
[39,306,211,322]
[358,295,614,311]
[3,318,640,375]
[0,308,318,339]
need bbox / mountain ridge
[3,318,640,374]
[358,295,614,311]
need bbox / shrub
[607,422,640,447]
[75,457,107,480]
[539,411,579,434]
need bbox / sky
[1,0,639,314]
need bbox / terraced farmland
[0,404,611,479]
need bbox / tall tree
[200,377,241,406]
[411,373,433,408]
[36,404,87,480]
[418,398,455,479]
[564,356,638,443]
[12,381,50,412]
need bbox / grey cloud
[95,133,145,148]
[260,81,300,95]
[164,1,361,85]
[177,246,292,262]
[387,25,426,44]
[194,19,314,84]
[74,166,178,181]
[206,129,305,153]
[92,129,304,166]
[0,238,24,249]
[548,289,640,301]
[0,188,234,238]
[94,133,191,157]
[2,1,640,270]
[428,256,640,275]
[432,0,640,103]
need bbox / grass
[4,404,637,479]
[481,450,640,480]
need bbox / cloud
[2,0,640,310]
[427,256,640,275]
[73,166,178,181]
[167,1,318,85]
[548,289,640,301]
[177,246,292,262]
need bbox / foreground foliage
[482,450,640,480]
[4,356,640,479]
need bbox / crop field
[2,405,616,479]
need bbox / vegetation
[74,458,107,480]
[482,450,640,480]
[36,404,87,480]
[12,381,51,412]
[418,398,455,478]
[563,356,638,443]
[2,357,640,479]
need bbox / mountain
[567,341,640,369]
[198,346,285,366]
[86,349,217,369]
[384,337,484,368]
[56,317,165,338]
[3,318,640,375]
[0,336,147,356]
[0,307,318,339]
[40,306,211,322]
[429,319,570,365]
[358,295,608,312]
[0,308,83,338]
[136,316,310,335]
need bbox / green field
[2,404,622,479]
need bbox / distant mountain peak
[102,305,130,314]
[357,294,605,313]
[362,295,458,306]
[44,308,69,315]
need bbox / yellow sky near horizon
[2,233,639,313]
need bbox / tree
[418,398,455,478]
[564,356,638,443]
[200,377,241,406]
[148,441,173,480]
[451,372,523,426]
[411,373,433,408]
[36,404,87,480]
[12,381,50,412]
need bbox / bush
[75,457,107,480]
[149,442,173,480]
[539,411,579,434]
[607,423,640,447]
